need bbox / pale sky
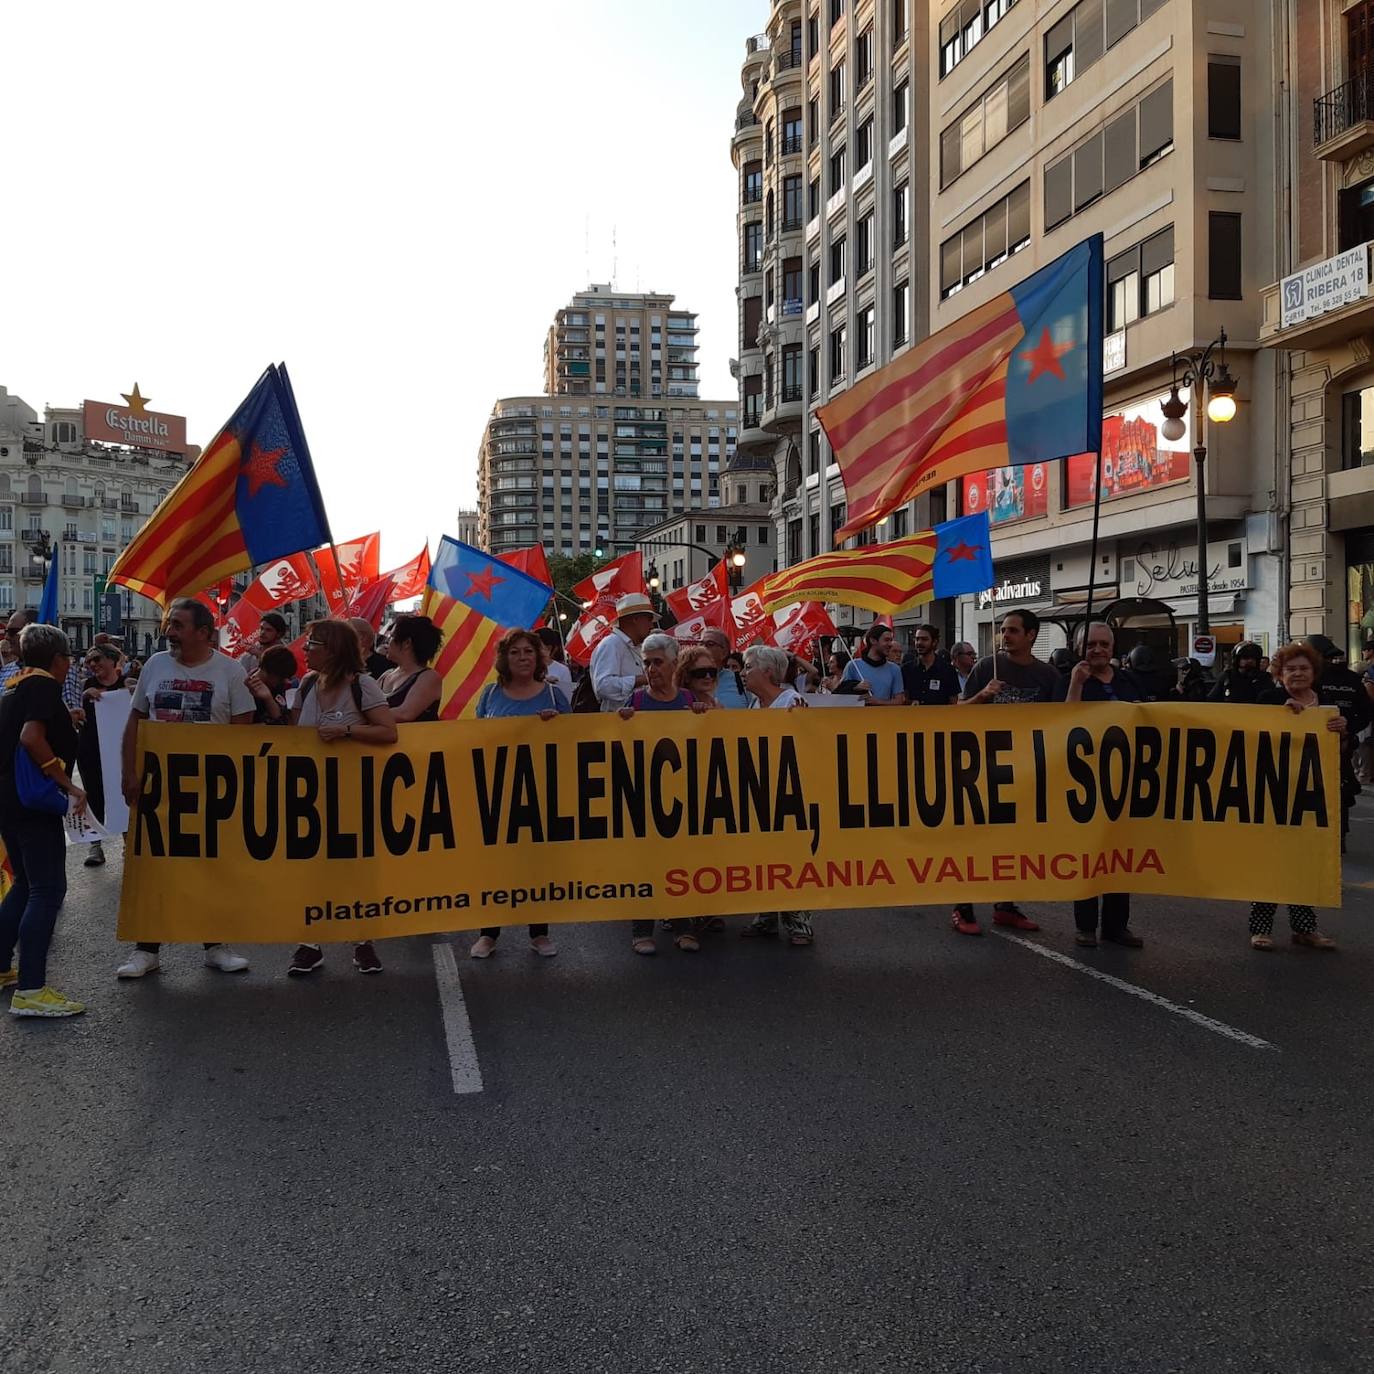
[3,0,755,566]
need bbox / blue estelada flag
[37,541,59,625]
[821,234,1104,540]
[108,364,332,606]
[931,512,995,600]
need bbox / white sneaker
[203,945,249,973]
[530,936,558,957]
[469,935,497,959]
[116,949,160,979]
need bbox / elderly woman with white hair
[739,644,815,946]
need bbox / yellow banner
[117,704,1342,944]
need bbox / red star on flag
[1020,328,1075,384]
[464,566,504,601]
[944,541,982,563]
[242,441,289,497]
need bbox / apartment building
[456,508,480,549]
[931,0,1281,659]
[732,0,942,629]
[1260,0,1374,655]
[634,502,777,598]
[542,286,701,399]
[0,385,191,655]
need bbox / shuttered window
[1209,214,1243,299]
[1208,59,1241,140]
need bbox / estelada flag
[821,237,1103,540]
[663,562,729,624]
[760,512,994,616]
[313,533,380,615]
[572,552,645,615]
[730,577,772,650]
[109,365,331,606]
[381,546,431,601]
[422,537,554,719]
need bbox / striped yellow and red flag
[819,239,1102,541]
[420,588,504,720]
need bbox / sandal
[631,938,657,956]
[675,933,701,952]
[1292,930,1337,950]
[1250,935,1275,952]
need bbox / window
[940,182,1030,298]
[809,174,821,217]
[893,279,910,347]
[765,120,774,166]
[830,324,847,380]
[857,305,875,370]
[941,0,1019,78]
[856,117,873,171]
[744,222,763,273]
[808,11,819,55]
[893,80,909,134]
[891,508,909,539]
[1142,226,1175,314]
[782,345,803,401]
[1044,80,1172,230]
[855,27,873,91]
[830,0,843,25]
[1208,213,1243,300]
[1208,59,1241,140]
[830,502,847,548]
[857,213,874,276]
[783,175,804,228]
[1106,247,1140,331]
[941,54,1030,186]
[783,257,803,310]
[893,0,908,45]
[808,345,820,398]
[893,180,909,246]
[807,96,819,145]
[830,234,846,283]
[808,257,821,302]
[1339,176,1374,252]
[743,296,763,347]
[830,61,846,119]
[783,108,804,154]
[1343,385,1374,468]
[1105,230,1175,328]
[829,145,846,194]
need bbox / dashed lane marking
[990,929,1276,1052]
[431,940,485,1094]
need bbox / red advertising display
[1064,404,1192,509]
[962,463,1049,527]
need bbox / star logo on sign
[944,541,983,564]
[464,566,504,601]
[121,383,150,414]
[241,441,289,497]
[1020,328,1075,384]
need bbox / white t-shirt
[297,673,388,728]
[545,659,573,706]
[752,685,807,710]
[132,650,255,724]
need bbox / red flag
[346,574,397,631]
[873,613,894,629]
[730,577,772,650]
[572,552,645,617]
[565,611,615,667]
[767,602,837,659]
[241,554,318,612]
[313,533,381,614]
[498,545,553,588]
[663,562,729,624]
[669,597,731,645]
[382,546,431,601]
[283,633,310,679]
[219,601,262,657]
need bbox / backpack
[570,672,600,714]
[298,672,365,714]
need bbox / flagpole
[1081,447,1105,654]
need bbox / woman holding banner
[1249,642,1346,951]
[75,643,126,868]
[379,614,444,723]
[470,629,566,960]
[741,645,814,947]
[286,621,399,977]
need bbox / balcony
[773,48,803,74]
[781,216,803,233]
[742,185,763,204]
[61,494,87,509]
[1259,242,1374,350]
[1315,69,1374,161]
[20,493,46,507]
[781,133,804,155]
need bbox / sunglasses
[689,667,719,680]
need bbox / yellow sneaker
[10,986,85,1018]
[0,969,17,990]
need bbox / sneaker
[951,910,982,937]
[992,906,1039,932]
[674,933,701,952]
[469,935,497,959]
[631,938,657,956]
[116,950,160,979]
[83,841,106,868]
[287,944,324,976]
[530,936,557,957]
[204,944,249,974]
[1292,930,1337,950]
[353,941,383,974]
[10,986,85,1018]
[0,968,16,990]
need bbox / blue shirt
[628,688,693,711]
[715,667,752,709]
[842,656,905,702]
[476,682,569,718]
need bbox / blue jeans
[0,812,69,990]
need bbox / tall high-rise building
[542,285,701,399]
[736,0,1283,662]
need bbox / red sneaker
[993,906,1039,932]
[951,910,982,937]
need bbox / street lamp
[1158,329,1237,638]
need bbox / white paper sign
[94,687,133,835]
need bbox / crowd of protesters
[0,589,1358,1018]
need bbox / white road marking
[990,929,1276,1052]
[431,940,485,1094]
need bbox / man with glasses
[698,626,752,708]
[114,598,255,980]
[2,610,84,719]
[950,642,978,695]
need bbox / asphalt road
[5,807,1374,1373]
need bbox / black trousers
[1073,894,1130,938]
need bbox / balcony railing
[736,112,760,132]
[1315,69,1374,147]
[781,133,804,155]
[780,384,803,403]
[20,494,46,507]
[743,185,763,204]
[774,49,803,73]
